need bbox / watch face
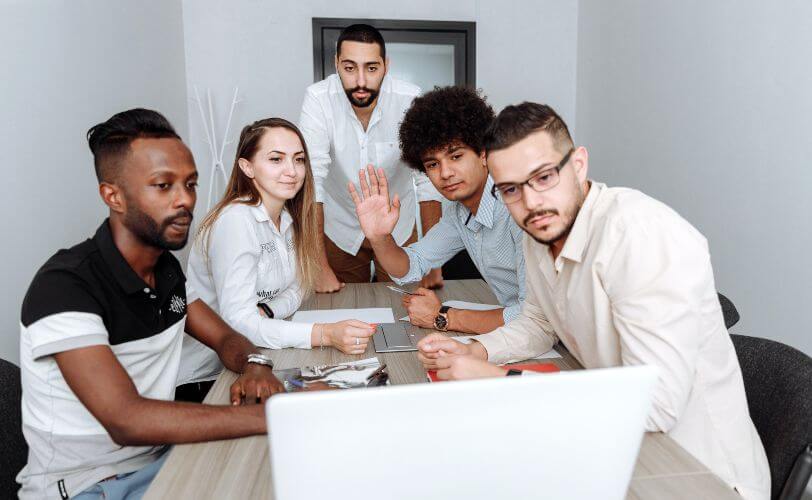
[434,314,448,331]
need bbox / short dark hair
[336,23,386,59]
[399,86,495,172]
[87,108,180,183]
[484,102,573,156]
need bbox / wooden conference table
[146,280,739,500]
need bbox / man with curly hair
[348,86,527,335]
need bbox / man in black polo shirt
[17,109,284,499]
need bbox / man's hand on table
[434,353,508,380]
[402,287,443,328]
[417,333,504,380]
[230,364,285,405]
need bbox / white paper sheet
[442,300,501,311]
[292,308,395,324]
[399,300,501,321]
[449,336,562,359]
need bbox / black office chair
[731,334,812,500]
[717,292,740,329]
[0,358,26,499]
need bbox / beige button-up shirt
[475,182,770,500]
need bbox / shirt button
[150,294,157,299]
[143,288,150,293]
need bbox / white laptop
[267,365,657,500]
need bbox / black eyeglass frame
[491,147,576,203]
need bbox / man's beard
[344,85,380,108]
[522,184,585,246]
[123,203,193,251]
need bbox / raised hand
[348,164,400,241]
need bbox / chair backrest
[0,358,26,497]
[731,335,812,499]
[717,292,740,329]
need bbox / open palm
[348,164,400,240]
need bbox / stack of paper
[292,308,395,324]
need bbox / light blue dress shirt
[393,176,526,322]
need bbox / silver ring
[355,337,360,345]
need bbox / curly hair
[399,86,495,172]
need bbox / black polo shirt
[17,219,197,499]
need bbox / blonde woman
[178,118,375,387]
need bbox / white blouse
[177,202,312,385]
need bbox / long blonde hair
[196,117,321,294]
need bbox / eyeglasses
[491,148,575,204]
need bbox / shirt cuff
[314,182,325,203]
[389,248,424,285]
[471,332,514,365]
[280,321,314,349]
[502,303,521,324]
[415,184,444,203]
[31,333,109,360]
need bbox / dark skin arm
[184,298,285,404]
[52,300,287,446]
[54,345,267,446]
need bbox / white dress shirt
[474,182,770,500]
[299,73,443,255]
[178,202,313,385]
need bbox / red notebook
[427,363,559,382]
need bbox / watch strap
[257,302,274,318]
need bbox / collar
[332,73,390,129]
[93,219,178,296]
[250,202,293,234]
[558,181,604,264]
[458,176,497,231]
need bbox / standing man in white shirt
[299,24,444,292]
[417,102,770,500]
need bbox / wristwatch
[257,302,274,318]
[246,353,274,370]
[433,305,452,332]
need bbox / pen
[286,376,305,389]
[386,285,414,296]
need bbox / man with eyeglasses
[348,86,526,335]
[416,102,769,500]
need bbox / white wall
[575,1,812,355]
[180,0,579,221]
[0,0,189,364]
